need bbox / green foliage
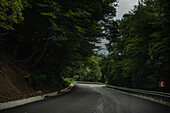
[75,55,102,82]
[101,0,170,92]
[64,78,74,86]
[28,93,33,97]
[0,0,117,89]
[31,74,46,83]
[0,0,28,30]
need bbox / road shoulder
[0,84,74,110]
[105,86,170,107]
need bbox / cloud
[116,0,138,19]
[95,39,109,54]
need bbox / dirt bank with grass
[0,51,70,103]
[0,52,34,102]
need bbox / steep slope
[0,52,34,103]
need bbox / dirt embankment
[0,52,34,103]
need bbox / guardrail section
[106,85,170,98]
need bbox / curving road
[1,84,170,113]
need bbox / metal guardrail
[74,81,170,98]
[74,81,105,85]
[106,85,170,98]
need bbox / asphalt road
[1,84,170,113]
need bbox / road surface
[1,84,170,113]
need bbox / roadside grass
[64,78,75,85]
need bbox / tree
[102,0,170,92]
[0,0,117,89]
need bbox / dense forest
[0,0,117,91]
[0,0,170,94]
[100,0,170,93]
